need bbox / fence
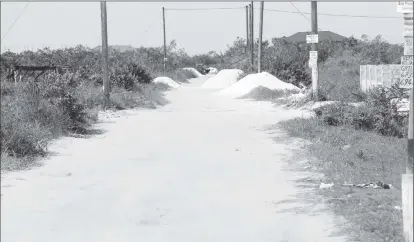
[360,65,400,91]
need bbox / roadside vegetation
[1,32,409,241]
[195,34,407,241]
[0,41,198,171]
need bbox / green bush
[314,85,409,138]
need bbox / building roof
[283,31,347,43]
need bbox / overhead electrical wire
[1,2,30,42]
[165,5,401,19]
[165,7,245,11]
[287,1,323,32]
[263,8,401,19]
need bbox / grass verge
[1,79,169,172]
[278,116,406,242]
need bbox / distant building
[282,31,347,43]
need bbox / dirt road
[1,76,347,242]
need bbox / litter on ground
[153,77,181,88]
[218,72,299,98]
[319,182,335,189]
[201,69,244,89]
[342,181,393,189]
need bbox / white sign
[404,37,413,55]
[400,65,413,89]
[306,34,319,44]
[404,25,414,37]
[402,56,414,65]
[403,12,413,25]
[397,1,413,13]
[309,51,318,67]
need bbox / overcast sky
[1,2,405,55]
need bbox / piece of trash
[394,206,402,211]
[319,182,334,189]
[342,181,393,189]
[341,145,351,151]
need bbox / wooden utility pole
[246,5,250,53]
[162,7,167,73]
[258,1,264,73]
[250,1,254,71]
[100,1,110,103]
[399,2,414,242]
[311,1,318,100]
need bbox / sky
[0,2,406,55]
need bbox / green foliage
[314,85,409,138]
[0,44,175,160]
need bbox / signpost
[309,51,318,68]
[306,34,319,44]
[401,65,413,89]
[399,2,413,242]
[404,25,413,37]
[398,1,413,13]
[402,56,414,65]
[404,37,413,56]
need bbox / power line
[1,2,30,42]
[288,2,311,23]
[263,7,401,19]
[287,1,323,32]
[165,5,400,19]
[165,7,245,11]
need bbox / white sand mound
[201,69,244,89]
[153,77,181,88]
[218,72,299,98]
[182,68,203,78]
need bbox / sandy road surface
[1,76,347,242]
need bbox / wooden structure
[5,65,71,84]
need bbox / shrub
[314,85,409,138]
[110,62,153,90]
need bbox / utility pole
[162,7,167,74]
[258,1,264,73]
[246,5,250,53]
[100,1,110,103]
[310,1,318,100]
[399,2,413,241]
[250,1,254,71]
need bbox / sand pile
[218,72,299,98]
[201,69,243,89]
[240,86,296,101]
[182,68,203,78]
[152,77,181,88]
